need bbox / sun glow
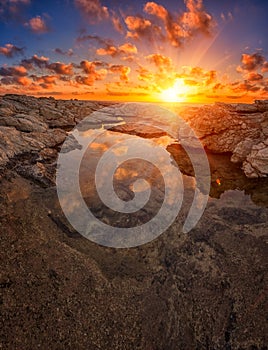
[160,78,192,103]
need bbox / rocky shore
[0,94,268,185]
[180,100,268,178]
[0,94,267,349]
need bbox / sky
[1,0,268,102]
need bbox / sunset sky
[1,0,268,102]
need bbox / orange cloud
[21,54,49,69]
[136,66,153,81]
[0,65,28,76]
[125,15,151,31]
[144,0,214,47]
[182,0,214,36]
[16,76,31,86]
[1,76,31,86]
[75,0,109,23]
[96,46,118,57]
[80,60,106,73]
[109,64,130,82]
[205,70,217,85]
[119,43,137,54]
[144,2,167,19]
[238,82,261,93]
[124,15,162,41]
[76,71,107,86]
[47,62,73,75]
[237,53,265,73]
[144,2,184,47]
[76,60,107,86]
[262,62,268,73]
[0,43,24,58]
[32,75,57,84]
[111,12,124,34]
[246,72,263,82]
[146,53,172,71]
[96,42,137,58]
[25,15,49,33]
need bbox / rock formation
[0,94,113,185]
[180,101,268,177]
[0,94,268,349]
[1,94,268,180]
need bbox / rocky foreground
[181,100,268,178]
[0,95,268,182]
[0,95,268,349]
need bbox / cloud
[125,15,151,33]
[75,71,107,86]
[1,76,31,86]
[25,15,49,33]
[80,60,102,74]
[246,72,263,82]
[96,42,137,57]
[231,81,261,93]
[237,53,265,73]
[54,48,74,57]
[144,2,167,20]
[205,70,217,85]
[0,43,24,58]
[262,61,268,73]
[0,65,28,76]
[47,62,73,75]
[76,34,114,50]
[20,55,73,76]
[119,43,137,54]
[124,15,162,42]
[143,0,215,47]
[74,0,109,24]
[31,74,57,84]
[111,11,124,34]
[146,53,172,71]
[96,45,118,57]
[144,2,184,46]
[182,0,215,36]
[31,74,57,89]
[0,63,30,86]
[21,54,50,69]
[76,60,107,86]
[136,65,153,81]
[0,0,30,21]
[109,64,130,82]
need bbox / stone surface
[243,139,268,177]
[0,94,111,184]
[179,101,268,177]
[1,94,268,179]
[0,171,267,349]
[0,94,268,349]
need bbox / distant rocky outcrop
[180,100,268,178]
[0,94,268,180]
[0,94,113,185]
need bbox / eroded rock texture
[180,100,268,178]
[0,94,112,185]
[0,95,267,349]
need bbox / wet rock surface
[1,171,267,350]
[0,95,268,349]
[179,101,268,178]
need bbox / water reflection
[58,103,268,247]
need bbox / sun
[160,78,191,103]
